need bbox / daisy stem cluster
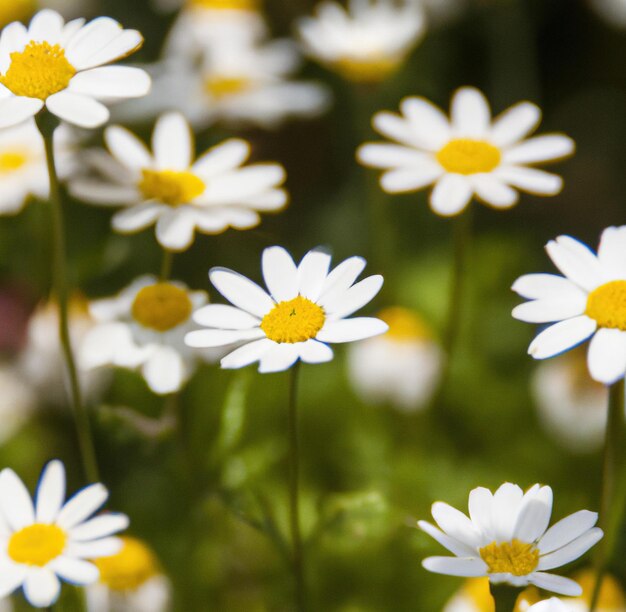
[491,583,519,611]
[36,111,99,483]
[590,378,626,612]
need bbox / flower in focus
[297,0,426,83]
[347,306,442,411]
[0,460,128,608]
[419,482,603,595]
[70,112,288,252]
[185,246,388,373]
[86,536,171,612]
[80,276,209,395]
[0,119,73,215]
[18,295,109,405]
[443,578,542,611]
[512,225,626,384]
[0,9,150,128]
[357,86,575,216]
[0,363,35,444]
[532,347,610,453]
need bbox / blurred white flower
[185,246,388,373]
[0,363,35,444]
[589,0,626,28]
[512,226,626,385]
[419,482,603,596]
[81,276,209,395]
[297,0,426,83]
[86,536,171,612]
[70,112,287,252]
[0,9,150,129]
[557,569,626,612]
[358,86,575,216]
[18,295,110,406]
[347,306,442,411]
[528,600,571,612]
[532,348,610,454]
[444,578,496,612]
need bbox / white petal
[431,502,482,549]
[538,510,599,553]
[528,316,597,360]
[297,248,332,301]
[468,487,494,541]
[504,135,575,165]
[451,87,491,137]
[529,572,582,596]
[587,328,626,384]
[496,166,563,196]
[192,139,250,178]
[317,317,388,343]
[36,461,66,524]
[399,96,451,150]
[69,66,150,100]
[422,556,487,577]
[155,209,196,252]
[489,102,542,147]
[598,225,626,279]
[205,165,286,202]
[0,23,28,71]
[324,275,383,319]
[430,174,473,216]
[152,112,193,171]
[66,537,121,559]
[70,181,139,205]
[112,203,163,233]
[142,347,187,395]
[70,513,129,541]
[262,246,298,302]
[0,469,35,530]
[185,328,265,349]
[512,296,586,323]
[538,528,603,571]
[380,164,442,194]
[357,143,433,169]
[105,125,152,171]
[471,174,519,209]
[511,274,585,301]
[0,564,26,598]
[49,557,99,585]
[28,9,64,43]
[318,257,366,305]
[546,236,605,292]
[417,521,477,557]
[0,97,43,129]
[298,339,333,364]
[46,92,109,128]
[57,484,108,529]
[258,343,299,373]
[209,268,274,318]
[193,304,259,329]
[514,486,553,543]
[492,483,524,543]
[220,338,274,370]
[24,569,60,608]
[372,112,423,149]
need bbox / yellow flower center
[378,307,431,342]
[0,150,28,173]
[0,0,35,28]
[138,169,205,207]
[436,139,502,175]
[585,280,626,331]
[204,76,252,100]
[333,56,400,83]
[479,540,539,577]
[8,524,67,566]
[260,296,326,344]
[190,0,258,9]
[515,587,542,611]
[132,283,193,332]
[462,578,495,611]
[94,537,159,592]
[0,41,76,100]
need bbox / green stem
[490,583,518,611]
[160,249,174,281]
[37,112,99,484]
[287,362,306,612]
[590,379,625,612]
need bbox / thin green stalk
[287,362,306,612]
[590,379,625,612]
[490,583,518,611]
[161,249,174,281]
[37,112,99,484]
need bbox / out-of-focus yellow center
[586,280,626,331]
[454,579,541,612]
[0,41,76,100]
[0,151,29,173]
[132,283,193,332]
[261,296,325,344]
[95,537,159,592]
[378,307,431,342]
[333,55,400,83]
[515,587,542,611]
[436,139,502,175]
[573,569,626,609]
[190,0,258,9]
[0,0,35,27]
[479,540,539,577]
[204,76,252,100]
[138,169,205,207]
[8,524,67,566]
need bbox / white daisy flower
[80,276,209,395]
[512,226,626,385]
[86,536,171,612]
[347,306,442,411]
[185,246,388,373]
[532,349,610,454]
[70,112,288,252]
[357,86,575,216]
[528,600,574,612]
[418,482,603,596]
[0,460,129,608]
[297,0,426,83]
[0,8,150,129]
[0,119,74,215]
